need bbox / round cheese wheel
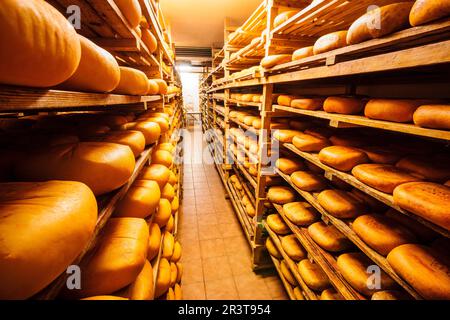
[266,214,291,235]
[161,183,175,202]
[174,283,183,300]
[276,158,304,174]
[168,171,178,186]
[140,117,169,134]
[273,129,302,143]
[293,287,305,300]
[317,189,367,219]
[0,181,97,300]
[260,54,292,69]
[125,260,154,300]
[280,260,297,286]
[169,262,178,287]
[364,99,423,123]
[413,105,450,130]
[396,156,450,182]
[308,222,352,252]
[321,288,344,300]
[155,258,171,298]
[292,133,330,152]
[267,186,296,205]
[283,202,320,226]
[82,296,128,300]
[393,182,450,231]
[114,180,160,218]
[176,263,183,283]
[337,252,397,296]
[387,244,450,299]
[352,164,421,194]
[139,164,171,189]
[157,142,175,152]
[61,35,120,93]
[100,115,128,128]
[165,215,174,233]
[277,95,296,107]
[371,290,411,300]
[409,0,450,26]
[292,46,314,61]
[15,142,135,196]
[115,0,142,28]
[289,119,312,131]
[274,10,298,28]
[152,150,173,168]
[297,259,330,291]
[291,98,324,110]
[171,196,180,214]
[162,231,174,259]
[319,146,369,172]
[171,242,182,262]
[281,235,307,261]
[142,29,157,53]
[114,67,150,95]
[291,171,327,192]
[147,80,160,95]
[99,130,146,157]
[323,96,364,115]
[147,223,161,261]
[0,0,81,88]
[246,203,256,217]
[154,79,168,95]
[120,121,161,145]
[313,31,348,55]
[266,237,282,259]
[153,199,172,228]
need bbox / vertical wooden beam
[264,0,278,58]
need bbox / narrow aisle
[178,122,288,300]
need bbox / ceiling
[160,0,262,49]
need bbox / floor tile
[183,282,206,300]
[202,256,233,281]
[199,238,226,259]
[205,279,239,300]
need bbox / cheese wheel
[346,3,413,45]
[140,117,169,134]
[162,231,174,259]
[290,171,327,192]
[119,121,160,145]
[116,0,142,28]
[357,146,402,165]
[157,142,175,152]
[319,146,369,172]
[274,10,299,28]
[279,260,296,286]
[393,182,450,231]
[155,258,171,298]
[153,199,172,228]
[171,241,182,262]
[283,202,320,226]
[413,105,450,130]
[337,252,397,296]
[98,131,145,157]
[244,116,260,126]
[266,214,291,235]
[371,290,411,300]
[0,0,81,88]
[323,96,364,115]
[83,296,128,300]
[352,164,421,193]
[147,223,162,262]
[152,150,173,168]
[353,214,417,255]
[126,260,154,300]
[74,218,149,298]
[364,99,423,123]
[114,180,160,219]
[276,158,305,174]
[396,156,450,182]
[246,203,256,217]
[174,283,183,300]
[266,237,282,259]
[260,54,292,69]
[308,222,352,252]
[61,35,120,93]
[267,186,296,205]
[298,260,330,291]
[252,95,262,103]
[281,235,307,261]
[273,129,302,143]
[277,95,297,107]
[169,262,178,287]
[100,115,128,128]
[161,183,175,202]
[293,287,305,300]
[321,288,344,300]
[292,133,330,152]
[318,190,367,219]
[165,215,174,233]
[171,196,180,214]
[114,67,150,95]
[147,80,160,95]
[176,263,183,283]
[139,164,171,189]
[387,244,450,299]
[0,181,97,300]
[385,208,437,242]
[164,287,175,300]
[154,79,168,95]
[410,0,450,26]
[292,46,314,61]
[15,142,135,196]
[142,29,157,53]
[291,98,324,110]
[313,31,348,55]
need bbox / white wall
[180,72,200,112]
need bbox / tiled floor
[178,122,288,300]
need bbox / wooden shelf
[228,99,262,108]
[282,143,450,239]
[233,167,256,206]
[229,117,259,135]
[228,150,258,190]
[274,105,450,141]
[34,145,154,300]
[268,255,297,300]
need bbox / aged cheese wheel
[171,196,180,214]
[396,156,450,182]
[0,181,97,300]
[357,146,402,165]
[323,96,364,115]
[280,260,297,286]
[0,0,81,88]
[114,180,160,219]
[277,95,297,107]
[15,142,135,196]
[161,183,175,202]
[125,260,154,300]
[114,67,149,95]
[267,186,296,204]
[174,283,183,300]
[83,296,128,300]
[139,164,171,189]
[260,54,292,69]
[313,31,348,55]
[413,105,450,130]
[74,217,149,298]
[385,208,437,242]
[371,290,411,300]
[147,80,160,95]
[176,263,183,283]
[318,189,367,219]
[125,121,161,145]
[141,29,157,53]
[352,214,417,255]
[387,244,450,299]
[267,214,291,235]
[298,259,331,291]
[266,237,282,259]
[100,115,128,128]
[290,171,327,192]
[116,0,142,28]
[346,3,413,45]
[273,129,303,143]
[321,288,344,300]
[169,262,178,287]
[293,287,305,300]
[162,231,174,259]
[291,98,324,110]
[319,146,369,171]
[61,35,120,93]
[171,242,182,262]
[337,252,397,296]
[154,79,168,95]
[97,131,145,157]
[410,0,450,26]
[352,164,421,193]
[274,10,299,28]
[308,222,352,252]
[283,202,320,226]
[364,99,423,123]
[276,157,305,174]
[153,199,172,228]
[393,182,450,231]
[147,223,161,261]
[165,215,174,233]
[281,235,307,261]
[155,258,171,298]
[140,117,169,134]
[292,133,330,152]
[292,46,314,61]
[152,150,173,168]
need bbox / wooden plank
[91,38,139,51]
[227,98,262,108]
